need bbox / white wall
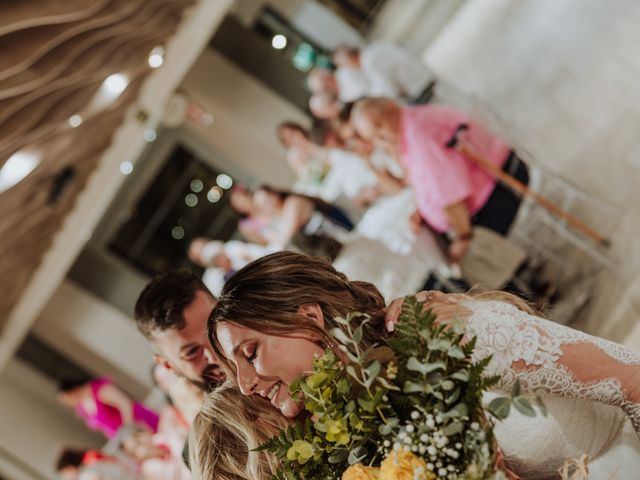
[0,360,103,480]
[367,0,464,53]
[32,280,154,398]
[180,48,307,188]
[423,0,640,343]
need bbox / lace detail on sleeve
[465,300,640,435]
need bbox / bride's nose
[237,364,258,396]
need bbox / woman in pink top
[352,98,529,263]
[58,377,159,439]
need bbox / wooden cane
[447,125,610,247]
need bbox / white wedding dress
[463,299,640,479]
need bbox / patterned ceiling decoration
[0,0,195,328]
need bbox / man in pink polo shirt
[352,98,528,262]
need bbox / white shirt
[360,41,433,99]
[292,149,377,202]
[335,67,370,102]
[201,240,271,295]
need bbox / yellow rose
[342,464,381,480]
[380,449,434,480]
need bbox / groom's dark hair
[134,269,212,338]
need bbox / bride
[191,251,640,479]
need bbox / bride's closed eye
[243,343,258,365]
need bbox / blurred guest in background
[120,426,191,480]
[58,378,159,440]
[309,91,344,120]
[56,448,137,480]
[230,185,352,258]
[187,238,270,295]
[307,67,338,95]
[152,364,203,427]
[352,98,528,263]
[333,42,435,103]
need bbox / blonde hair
[189,382,288,480]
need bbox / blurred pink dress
[76,377,159,439]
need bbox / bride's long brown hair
[207,250,388,365]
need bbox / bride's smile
[215,306,327,418]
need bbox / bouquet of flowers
[259,297,544,479]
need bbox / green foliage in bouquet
[259,297,543,480]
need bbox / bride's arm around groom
[389,291,640,436]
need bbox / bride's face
[215,305,326,418]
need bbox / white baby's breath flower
[411,411,420,420]
[405,424,415,433]
[420,434,429,443]
[438,467,447,477]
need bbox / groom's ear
[298,303,325,328]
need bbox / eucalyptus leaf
[376,376,400,391]
[488,396,512,420]
[511,379,521,398]
[513,396,536,417]
[365,361,381,388]
[447,345,466,359]
[445,388,461,405]
[378,418,399,435]
[441,421,463,436]
[352,326,363,345]
[330,328,352,346]
[346,365,359,382]
[535,395,548,417]
[406,357,445,376]
[428,338,452,351]
[441,380,455,391]
[328,450,348,464]
[449,370,470,382]
[348,447,368,465]
[403,380,426,394]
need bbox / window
[109,145,237,276]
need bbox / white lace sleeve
[465,300,640,435]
